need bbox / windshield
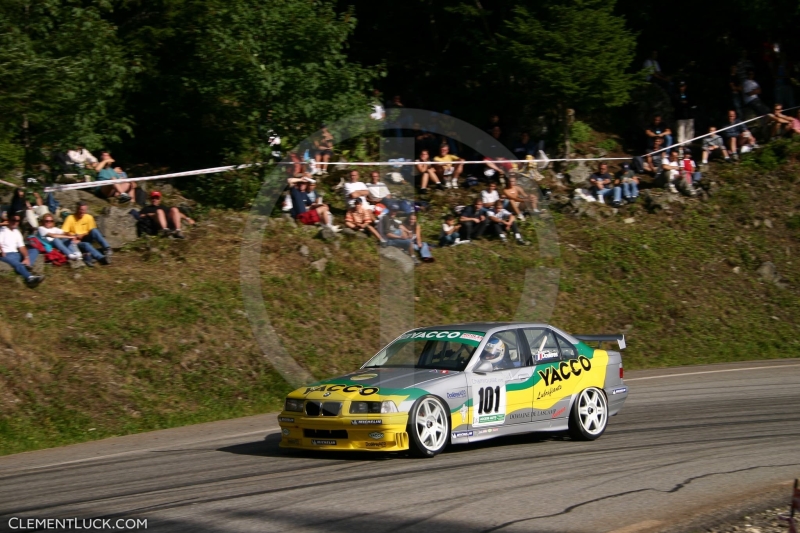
[364,330,485,371]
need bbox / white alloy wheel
[569,387,608,440]
[409,396,449,456]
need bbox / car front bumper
[277,412,410,451]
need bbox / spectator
[773,53,796,108]
[674,81,695,145]
[0,214,44,286]
[740,130,758,153]
[402,213,434,263]
[459,199,488,241]
[67,146,98,169]
[345,199,385,243]
[415,150,442,193]
[644,136,666,173]
[729,65,744,118]
[590,163,623,206]
[138,191,195,239]
[414,124,439,156]
[511,132,544,160]
[481,126,513,180]
[439,214,467,246]
[661,151,681,194]
[93,151,115,172]
[62,202,112,266]
[481,182,501,206]
[313,124,334,174]
[681,151,700,196]
[287,176,339,231]
[367,171,392,204]
[97,164,137,203]
[433,144,463,189]
[720,110,749,156]
[742,69,770,116]
[487,200,528,245]
[768,103,794,139]
[380,206,417,262]
[701,126,731,164]
[644,51,669,88]
[616,163,639,204]
[787,109,800,136]
[9,188,49,229]
[37,213,82,261]
[645,115,673,150]
[343,170,370,205]
[503,175,540,219]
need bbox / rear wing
[573,334,626,350]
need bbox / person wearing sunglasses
[0,215,45,287]
[37,215,82,261]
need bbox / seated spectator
[433,144,464,189]
[439,214,467,246]
[343,170,370,206]
[643,137,665,173]
[681,151,701,196]
[37,214,81,261]
[415,150,442,193]
[345,199,385,243]
[661,151,681,194]
[66,146,98,169]
[720,110,749,157]
[729,65,744,118]
[590,163,623,206]
[97,162,137,203]
[0,215,44,286]
[616,163,639,203]
[93,150,115,172]
[287,175,339,231]
[487,200,528,245]
[740,130,758,153]
[380,206,417,261]
[313,124,334,174]
[788,109,800,136]
[62,202,112,266]
[367,171,392,204]
[742,70,770,117]
[481,182,501,206]
[768,103,794,139]
[503,176,540,219]
[481,126,513,180]
[459,199,488,241]
[138,191,195,239]
[701,126,731,164]
[9,188,49,229]
[645,115,673,150]
[511,132,544,160]
[401,213,434,263]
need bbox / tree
[0,0,132,173]
[503,0,638,155]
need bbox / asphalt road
[1,360,799,533]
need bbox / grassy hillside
[1,147,799,455]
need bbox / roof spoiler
[573,334,626,350]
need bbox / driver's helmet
[481,337,505,364]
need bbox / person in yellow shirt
[433,144,464,189]
[61,202,111,266]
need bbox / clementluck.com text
[8,518,148,530]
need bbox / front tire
[407,395,450,457]
[568,387,608,441]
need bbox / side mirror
[474,361,494,374]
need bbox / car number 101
[472,384,506,427]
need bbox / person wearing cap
[138,191,195,239]
[0,214,45,287]
[616,163,639,203]
[287,175,339,231]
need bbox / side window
[522,328,561,364]
[479,330,523,370]
[557,335,578,359]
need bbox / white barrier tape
[41,105,800,194]
[0,179,18,188]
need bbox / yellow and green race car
[278,322,627,457]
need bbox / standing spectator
[66,146,98,169]
[729,65,744,118]
[616,163,639,203]
[768,103,794,139]
[459,199,488,241]
[487,200,528,245]
[9,188,49,229]
[674,81,695,145]
[343,170,370,205]
[138,191,195,239]
[439,214,467,246]
[97,164,137,203]
[661,151,682,194]
[481,182,501,207]
[590,163,623,206]
[433,144,464,189]
[62,202,112,266]
[287,176,338,231]
[313,124,334,174]
[37,214,81,260]
[645,115,673,150]
[701,126,731,164]
[736,51,755,85]
[415,150,442,193]
[720,110,749,156]
[0,215,44,286]
[742,70,770,116]
[345,199,384,243]
[503,175,540,219]
[402,213,434,263]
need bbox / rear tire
[407,395,450,457]
[568,387,608,441]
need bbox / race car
[278,322,627,457]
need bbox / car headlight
[349,401,398,414]
[284,398,304,412]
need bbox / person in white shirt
[367,171,391,203]
[439,214,468,247]
[343,170,370,207]
[661,151,681,194]
[486,200,528,245]
[643,51,669,85]
[37,213,82,260]
[481,182,501,206]
[67,146,98,168]
[0,215,44,286]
